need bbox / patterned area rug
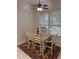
[18,43,60,59]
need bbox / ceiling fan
[33,0,48,11]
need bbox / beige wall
[17,0,36,45]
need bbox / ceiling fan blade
[43,4,48,7]
[43,8,48,9]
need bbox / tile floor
[17,47,32,59]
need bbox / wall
[17,0,36,45]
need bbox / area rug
[18,43,61,59]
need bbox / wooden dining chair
[44,40,53,57]
[39,27,48,36]
[25,32,34,49]
[33,34,43,56]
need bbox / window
[50,10,61,36]
[39,12,49,29]
[39,10,61,36]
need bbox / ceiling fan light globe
[37,7,43,11]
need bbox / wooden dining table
[25,32,52,52]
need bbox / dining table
[25,32,52,52]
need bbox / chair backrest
[33,34,41,44]
[25,32,34,41]
[39,27,48,36]
[45,41,53,47]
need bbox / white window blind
[50,10,61,36]
[39,10,61,36]
[39,12,49,29]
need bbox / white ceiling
[17,0,61,10]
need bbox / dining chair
[44,39,53,57]
[33,34,43,56]
[39,27,48,36]
[25,32,34,49]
